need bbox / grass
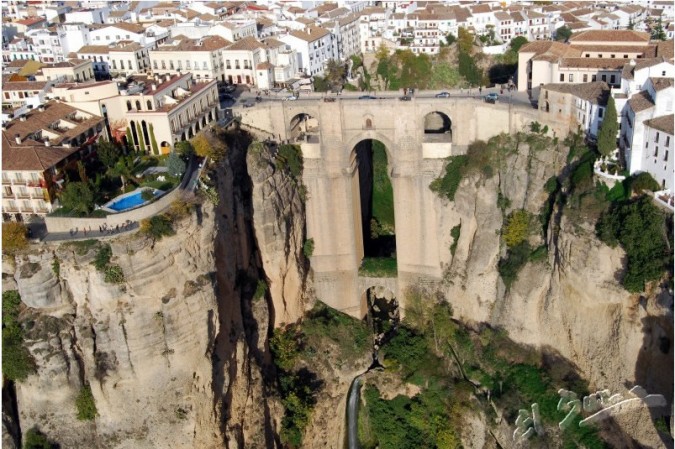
[371,141,395,234]
[358,257,398,277]
[63,239,99,256]
[75,384,97,421]
[303,301,370,362]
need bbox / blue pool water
[107,190,157,212]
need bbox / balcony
[15,192,32,199]
[2,178,11,185]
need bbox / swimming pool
[104,189,162,212]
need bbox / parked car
[399,95,412,101]
[243,101,255,108]
[223,84,236,93]
[435,91,450,98]
[484,93,499,103]
[323,97,336,102]
[358,95,378,100]
[284,95,298,101]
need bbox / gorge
[2,100,673,449]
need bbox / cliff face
[247,143,308,327]
[2,132,283,449]
[436,135,672,446]
[6,206,222,448]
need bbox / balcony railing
[15,192,32,199]
[2,178,11,185]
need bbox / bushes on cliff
[2,290,36,382]
[75,384,97,421]
[597,196,672,292]
[2,222,28,256]
[276,144,303,180]
[140,214,175,241]
[24,427,58,449]
[91,244,125,284]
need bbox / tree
[597,96,619,157]
[149,123,159,155]
[628,172,660,194]
[167,151,186,177]
[445,32,457,46]
[175,140,194,159]
[555,26,573,42]
[192,133,226,161]
[627,18,635,30]
[136,122,146,153]
[2,222,28,255]
[651,18,667,40]
[126,126,134,150]
[96,140,122,169]
[312,75,330,92]
[108,155,138,191]
[503,209,531,248]
[457,27,474,54]
[458,51,483,86]
[140,214,175,241]
[59,182,95,215]
[324,58,346,90]
[509,36,528,53]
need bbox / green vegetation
[167,151,186,177]
[556,25,573,41]
[627,171,660,194]
[450,224,461,256]
[175,140,195,159]
[149,123,159,155]
[75,384,97,421]
[498,241,532,289]
[458,50,483,86]
[597,196,672,292]
[303,238,314,258]
[651,18,667,40]
[429,155,467,201]
[91,244,125,284]
[597,96,618,157]
[2,291,36,381]
[358,257,397,277]
[502,209,532,248]
[136,122,146,153]
[303,302,370,362]
[59,182,95,216]
[23,427,57,449]
[371,141,395,236]
[51,259,60,279]
[140,214,175,241]
[141,188,155,202]
[254,279,268,301]
[361,288,605,449]
[276,144,303,180]
[192,133,227,161]
[2,222,28,256]
[64,239,98,256]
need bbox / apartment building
[76,41,152,79]
[150,35,231,82]
[1,102,105,221]
[222,36,267,85]
[34,59,95,83]
[538,82,611,139]
[641,115,674,191]
[279,26,335,76]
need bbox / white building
[621,77,674,179]
[279,26,335,76]
[222,36,268,85]
[64,6,110,24]
[150,35,231,83]
[642,114,674,191]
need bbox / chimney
[19,115,26,122]
[165,74,171,83]
[38,104,45,112]
[152,83,157,91]
[15,134,21,144]
[45,140,51,147]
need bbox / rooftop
[628,90,655,113]
[644,114,674,135]
[568,29,651,43]
[542,81,610,104]
[2,133,80,172]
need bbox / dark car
[323,97,336,102]
[484,93,499,103]
[358,95,377,99]
[222,84,236,93]
[435,91,450,98]
[243,101,255,108]
[399,95,412,101]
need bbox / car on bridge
[358,95,378,100]
[484,93,499,103]
[399,95,411,101]
[284,95,298,101]
[435,91,451,98]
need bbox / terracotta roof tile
[628,90,655,113]
[568,29,651,43]
[227,36,265,51]
[643,114,674,135]
[541,81,610,104]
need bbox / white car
[284,95,298,101]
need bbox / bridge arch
[358,281,398,320]
[288,112,318,141]
[344,130,397,167]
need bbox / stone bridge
[238,98,567,318]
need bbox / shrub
[175,141,194,159]
[450,224,461,256]
[597,96,618,157]
[276,144,303,179]
[596,196,671,292]
[498,241,531,289]
[149,123,159,155]
[303,302,370,361]
[51,259,60,279]
[104,265,125,284]
[92,244,112,271]
[59,182,95,216]
[23,427,56,449]
[168,200,192,220]
[75,384,97,421]
[627,172,660,194]
[303,238,314,258]
[502,210,530,248]
[270,325,302,372]
[430,155,467,201]
[2,291,36,382]
[192,133,226,161]
[140,214,175,241]
[254,279,268,300]
[2,222,28,256]
[167,151,186,177]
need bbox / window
[592,75,597,82]
[203,61,207,69]
[598,107,604,118]
[559,73,564,82]
[610,54,615,58]
[147,100,152,110]
[663,71,667,76]
[226,60,230,69]
[610,74,616,84]
[569,73,574,82]
[654,146,659,157]
[598,54,603,58]
[665,150,669,162]
[153,60,158,69]
[583,74,588,82]
[601,74,607,82]
[655,132,660,143]
[623,54,628,58]
[666,136,670,146]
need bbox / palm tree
[108,155,140,191]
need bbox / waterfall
[346,376,362,449]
